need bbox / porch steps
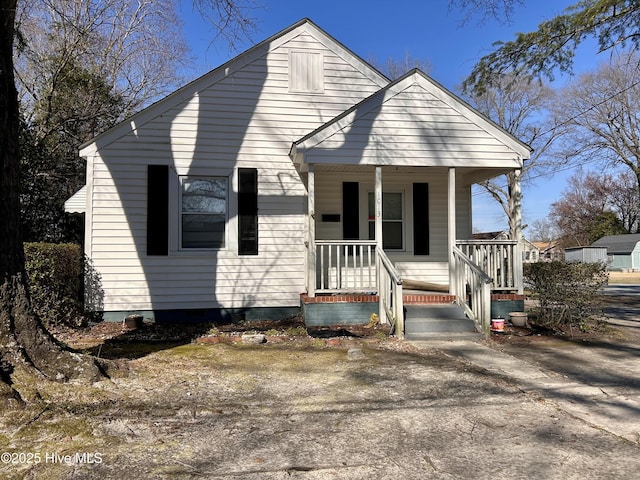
[404,304,482,340]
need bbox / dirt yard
[2,311,640,480]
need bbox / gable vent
[289,50,324,93]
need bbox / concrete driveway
[419,286,640,449]
[601,284,640,326]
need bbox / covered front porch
[300,164,524,338]
[288,70,531,337]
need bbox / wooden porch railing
[315,241,377,293]
[456,240,522,293]
[452,245,492,337]
[376,247,404,337]
[312,240,404,336]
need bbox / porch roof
[290,69,531,169]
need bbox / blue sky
[179,0,601,235]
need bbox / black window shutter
[413,183,429,255]
[147,165,169,256]
[238,168,258,255]
[342,182,359,240]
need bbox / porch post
[375,166,385,323]
[448,167,457,296]
[513,167,524,294]
[307,164,316,297]
[375,166,383,251]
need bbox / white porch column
[307,164,316,297]
[375,166,385,323]
[375,166,383,250]
[448,167,457,295]
[513,168,524,294]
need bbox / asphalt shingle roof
[591,233,640,254]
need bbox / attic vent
[289,50,324,93]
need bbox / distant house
[522,238,540,263]
[533,241,564,262]
[473,231,539,263]
[591,233,640,271]
[66,19,530,333]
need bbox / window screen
[181,177,227,249]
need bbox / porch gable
[290,69,530,169]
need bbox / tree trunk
[1,0,102,408]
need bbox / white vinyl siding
[83,24,386,313]
[297,80,528,167]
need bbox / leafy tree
[586,211,627,243]
[460,0,640,94]
[14,0,189,241]
[15,0,190,121]
[0,0,257,406]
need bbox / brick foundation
[300,293,457,305]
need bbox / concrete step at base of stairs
[405,331,484,341]
[404,304,481,338]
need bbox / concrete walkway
[410,338,640,444]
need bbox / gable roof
[591,233,640,254]
[79,18,389,157]
[533,241,561,252]
[290,69,532,166]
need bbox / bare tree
[15,0,191,123]
[464,73,560,237]
[609,170,640,233]
[14,0,260,242]
[449,0,525,25]
[551,51,640,195]
[550,168,631,246]
[527,218,557,243]
[1,0,257,405]
[368,52,432,79]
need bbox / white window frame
[179,176,228,250]
[366,190,406,251]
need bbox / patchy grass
[608,271,640,284]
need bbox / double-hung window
[368,191,404,250]
[180,177,227,249]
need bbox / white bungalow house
[473,231,540,263]
[68,19,530,336]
